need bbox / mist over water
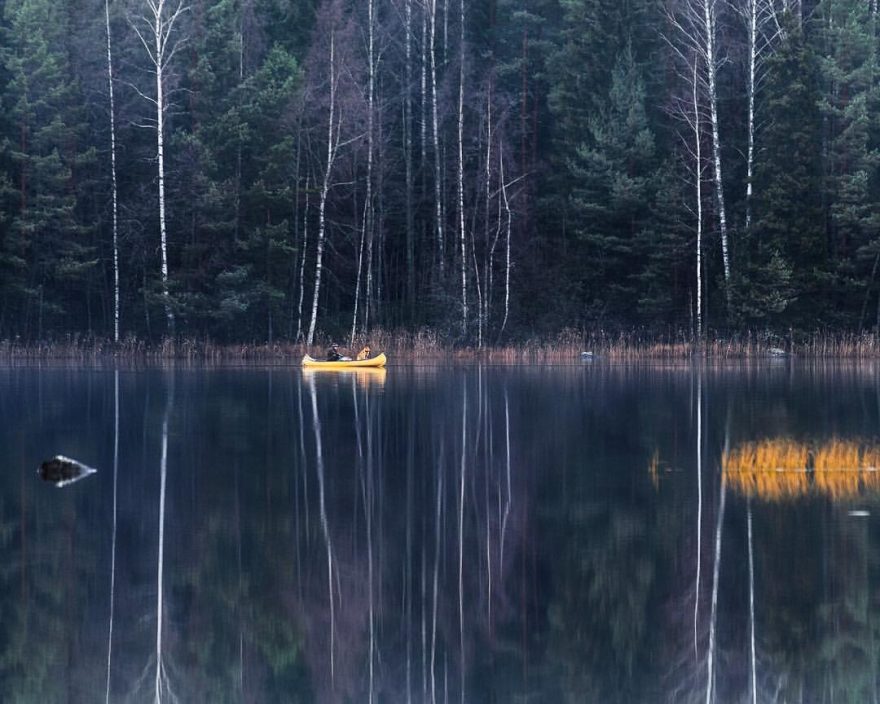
[2,362,880,703]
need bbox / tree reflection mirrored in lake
[2,362,880,703]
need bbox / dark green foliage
[738,19,825,326]
[0,0,97,337]
[1,0,880,341]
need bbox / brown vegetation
[6,329,880,361]
[723,438,880,502]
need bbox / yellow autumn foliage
[720,438,880,502]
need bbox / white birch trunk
[131,1,188,335]
[694,58,704,341]
[405,0,415,319]
[745,0,757,230]
[499,150,512,338]
[105,0,120,342]
[296,176,310,341]
[307,32,339,346]
[481,85,492,348]
[458,0,467,335]
[155,4,173,333]
[351,0,376,344]
[428,0,445,274]
[421,0,427,183]
[702,0,730,295]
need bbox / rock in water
[38,455,97,487]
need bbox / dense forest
[0,0,877,344]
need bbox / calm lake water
[2,361,880,703]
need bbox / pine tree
[0,0,97,337]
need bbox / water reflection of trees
[5,367,880,701]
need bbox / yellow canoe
[301,353,387,369]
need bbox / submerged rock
[38,455,97,487]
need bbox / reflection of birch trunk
[500,390,511,575]
[706,478,727,704]
[155,372,174,703]
[747,499,757,704]
[405,394,416,704]
[706,471,727,704]
[458,381,467,703]
[308,376,336,684]
[354,377,376,704]
[694,371,702,657]
[421,536,428,703]
[431,442,444,704]
[105,370,119,704]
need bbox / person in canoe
[356,344,372,360]
[326,343,351,361]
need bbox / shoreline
[4,331,880,361]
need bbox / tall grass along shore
[6,329,880,362]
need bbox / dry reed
[724,440,810,500]
[6,328,880,361]
[723,438,880,502]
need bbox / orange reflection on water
[722,439,880,501]
[724,440,809,500]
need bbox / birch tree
[305,27,338,346]
[428,0,445,275]
[130,0,190,334]
[306,1,360,346]
[734,0,781,228]
[405,0,416,320]
[457,0,467,334]
[105,0,120,342]
[351,0,377,343]
[667,0,731,301]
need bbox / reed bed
[723,438,880,501]
[813,440,864,500]
[6,328,880,361]
[724,440,810,500]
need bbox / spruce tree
[741,18,824,326]
[818,0,880,326]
